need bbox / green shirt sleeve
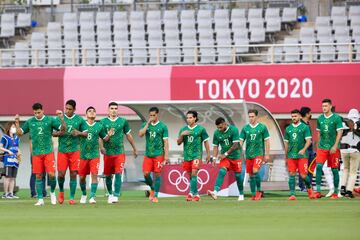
[99,124,108,139]
[305,125,312,139]
[51,117,61,131]
[284,128,289,142]
[123,119,131,135]
[21,120,30,134]
[239,127,246,141]
[231,127,240,142]
[163,124,169,139]
[201,128,209,142]
[263,125,270,140]
[316,118,320,131]
[335,115,343,131]
[212,131,219,146]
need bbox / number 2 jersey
[179,125,209,161]
[239,123,270,159]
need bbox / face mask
[10,127,16,134]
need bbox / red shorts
[219,158,242,173]
[182,159,201,173]
[32,153,55,174]
[57,151,80,172]
[78,158,100,176]
[103,154,125,175]
[316,149,340,168]
[288,158,308,175]
[143,156,164,173]
[246,156,263,175]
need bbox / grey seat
[80,12,95,27]
[30,32,46,66]
[331,6,346,19]
[332,16,348,29]
[315,16,331,30]
[182,30,197,64]
[214,9,229,30]
[318,39,336,62]
[216,29,232,63]
[281,7,297,23]
[349,6,360,22]
[113,11,128,24]
[130,30,147,65]
[0,13,15,47]
[248,8,263,21]
[231,8,246,22]
[264,47,282,63]
[199,31,215,64]
[283,37,300,62]
[14,42,29,67]
[265,8,281,32]
[232,18,247,34]
[163,30,181,64]
[233,30,249,53]
[64,31,79,65]
[114,29,131,65]
[96,12,110,26]
[197,9,212,22]
[63,13,77,27]
[16,13,31,36]
[351,16,360,31]
[181,9,195,22]
[0,51,12,67]
[98,40,114,65]
[316,26,333,42]
[148,32,163,64]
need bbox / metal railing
[0,42,359,67]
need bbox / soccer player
[284,109,315,200]
[207,117,244,201]
[15,103,65,206]
[139,107,169,203]
[100,102,138,204]
[239,109,270,201]
[177,110,211,201]
[53,100,87,205]
[314,99,343,199]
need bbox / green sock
[304,175,312,189]
[154,176,161,198]
[250,176,256,196]
[315,163,323,192]
[254,172,261,191]
[36,179,43,200]
[105,176,113,195]
[49,177,57,193]
[214,168,227,192]
[144,174,154,190]
[90,183,98,198]
[114,173,122,197]
[80,182,87,196]
[235,172,244,195]
[69,179,77,200]
[58,177,65,192]
[289,175,296,196]
[332,168,339,194]
[190,176,198,195]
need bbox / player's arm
[177,129,190,145]
[204,140,211,163]
[299,138,312,156]
[225,142,239,157]
[15,114,25,136]
[56,110,66,134]
[284,140,289,168]
[331,116,344,154]
[138,120,150,137]
[239,127,246,148]
[163,125,169,164]
[99,138,106,155]
[126,133,138,158]
[263,126,271,162]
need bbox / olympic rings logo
[168,169,210,192]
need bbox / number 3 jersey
[142,121,169,158]
[21,115,61,156]
[240,123,270,159]
[317,113,343,150]
[80,121,107,160]
[213,125,241,160]
[284,122,312,159]
[179,125,209,161]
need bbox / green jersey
[239,123,270,159]
[213,125,241,160]
[142,121,169,157]
[284,122,312,159]
[80,121,107,160]
[58,114,86,153]
[100,117,131,156]
[21,115,61,156]
[179,125,209,161]
[317,113,343,150]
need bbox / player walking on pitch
[177,110,211,202]
[207,117,245,201]
[15,103,65,206]
[240,109,270,201]
[139,107,169,203]
[284,109,315,200]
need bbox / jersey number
[38,127,43,135]
[324,125,329,132]
[150,131,156,138]
[250,134,256,140]
[67,125,73,133]
[224,139,230,146]
[292,133,297,140]
[187,136,194,143]
[87,133,92,140]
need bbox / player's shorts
[182,159,201,173]
[246,156,263,175]
[32,153,55,174]
[288,158,308,175]
[143,156,164,173]
[78,158,100,176]
[57,151,80,172]
[5,166,18,178]
[103,154,125,175]
[219,158,242,173]
[316,149,341,168]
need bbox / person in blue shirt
[0,122,22,199]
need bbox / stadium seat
[248,8,263,20]
[315,16,331,30]
[331,6,346,19]
[63,12,77,26]
[216,28,232,63]
[214,9,230,30]
[182,30,197,64]
[64,31,79,65]
[148,31,163,64]
[180,9,195,22]
[281,7,297,23]
[113,11,128,25]
[130,30,147,65]
[80,12,95,28]
[163,30,181,64]
[232,18,247,34]
[264,46,282,63]
[0,13,15,47]
[14,42,29,67]
[318,39,336,62]
[233,30,249,53]
[98,40,114,65]
[0,51,12,67]
[332,16,348,29]
[316,26,333,42]
[199,30,215,64]
[349,6,360,22]
[16,13,31,36]
[350,16,360,30]
[231,8,246,22]
[30,32,46,66]
[283,37,299,62]
[197,9,212,23]
[96,12,111,27]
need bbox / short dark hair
[186,110,198,122]
[248,109,258,116]
[149,107,159,114]
[65,99,76,109]
[322,98,332,105]
[215,117,226,125]
[32,103,43,110]
[86,106,96,113]
[291,109,301,115]
[108,102,118,108]
[300,107,311,117]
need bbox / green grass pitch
[1,190,359,240]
